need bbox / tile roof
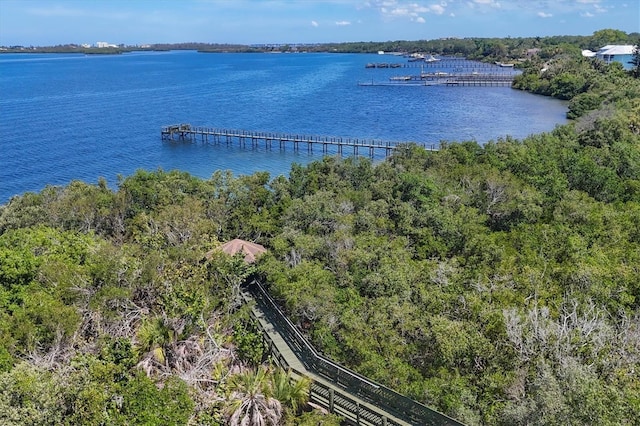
[212,239,267,263]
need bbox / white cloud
[372,0,448,20]
[311,20,319,27]
[416,16,426,22]
[335,20,351,25]
[471,0,501,7]
[429,4,446,15]
[389,7,407,16]
[593,4,607,13]
[363,0,622,27]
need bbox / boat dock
[366,59,516,69]
[360,72,516,87]
[161,124,439,157]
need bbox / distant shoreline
[2,31,637,60]
[0,48,164,55]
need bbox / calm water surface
[0,51,568,203]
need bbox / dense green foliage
[1,34,639,425]
[512,43,640,116]
[0,173,325,424]
[322,29,637,60]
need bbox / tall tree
[588,29,630,50]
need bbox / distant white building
[583,45,637,70]
[95,41,118,48]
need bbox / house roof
[208,239,267,263]
[596,45,636,55]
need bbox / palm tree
[271,368,311,415]
[225,366,282,426]
[135,315,173,376]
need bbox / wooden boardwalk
[246,292,410,426]
[242,281,466,426]
[161,125,439,158]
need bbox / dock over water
[363,57,519,87]
[360,72,516,87]
[161,125,439,158]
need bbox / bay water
[0,51,568,203]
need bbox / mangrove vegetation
[1,34,639,425]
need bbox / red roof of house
[214,239,267,263]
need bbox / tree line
[4,28,638,65]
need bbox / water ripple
[0,52,567,203]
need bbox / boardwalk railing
[248,315,402,426]
[161,125,439,158]
[245,280,465,426]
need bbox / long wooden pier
[161,124,439,158]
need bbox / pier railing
[245,280,465,426]
[161,125,439,157]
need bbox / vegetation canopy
[1,31,639,425]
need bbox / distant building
[95,41,118,48]
[583,45,637,70]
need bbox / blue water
[0,51,567,203]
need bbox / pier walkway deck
[366,58,517,70]
[242,280,465,426]
[161,125,439,158]
[360,72,516,87]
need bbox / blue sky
[0,0,638,46]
